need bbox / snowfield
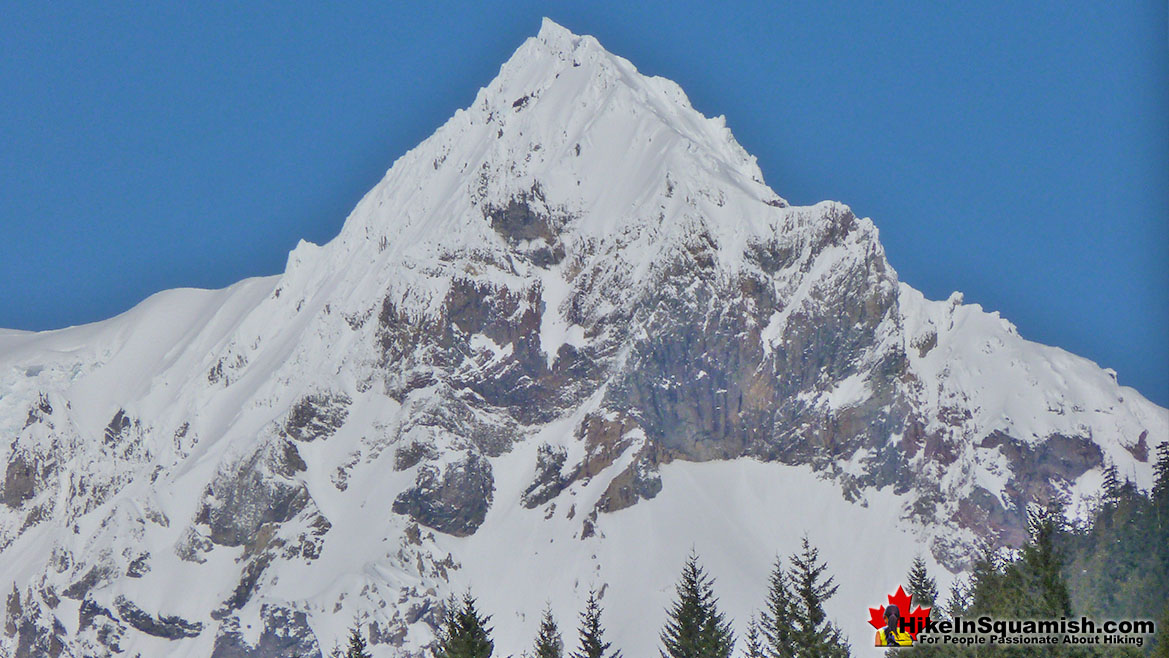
[0,18,1163,658]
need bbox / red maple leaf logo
[867,585,932,641]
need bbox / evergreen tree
[1153,442,1169,538]
[786,536,850,658]
[345,622,372,658]
[1153,442,1169,506]
[906,555,939,609]
[659,552,735,658]
[434,592,494,658]
[1015,504,1071,618]
[741,614,764,658]
[939,577,968,620]
[573,589,621,658]
[533,605,564,658]
[1102,462,1122,506]
[759,557,796,658]
[1151,604,1169,658]
[967,542,1007,615]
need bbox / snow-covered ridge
[0,18,1165,658]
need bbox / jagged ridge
[0,18,1164,658]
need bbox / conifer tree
[967,542,1006,614]
[659,552,735,658]
[345,622,372,658]
[573,589,620,658]
[759,558,796,658]
[1154,443,1169,500]
[1151,604,1169,658]
[434,592,494,658]
[1102,462,1122,506]
[1154,441,1169,557]
[906,555,938,608]
[786,536,850,658]
[741,614,764,658]
[533,605,564,658]
[1016,505,1072,618]
[942,577,969,618]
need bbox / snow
[824,372,872,410]
[899,283,1167,490]
[0,17,1164,658]
[448,457,951,658]
[537,264,586,368]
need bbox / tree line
[331,534,852,658]
[336,443,1169,657]
[894,442,1169,657]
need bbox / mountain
[1,18,1164,658]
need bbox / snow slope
[0,18,1164,658]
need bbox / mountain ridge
[0,18,1164,658]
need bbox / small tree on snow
[659,552,735,658]
[906,555,939,609]
[346,623,373,658]
[573,589,621,658]
[533,605,564,658]
[434,592,494,658]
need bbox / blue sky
[2,2,1166,405]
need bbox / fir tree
[659,552,735,658]
[1154,442,1169,506]
[1016,504,1072,618]
[345,622,372,658]
[434,592,494,658]
[1102,462,1122,506]
[942,577,969,618]
[1151,604,1169,658]
[786,536,850,658]
[741,614,764,658]
[906,555,938,609]
[573,589,620,658]
[533,605,564,658]
[967,542,1007,615]
[1153,441,1169,537]
[759,557,796,658]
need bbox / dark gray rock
[113,595,203,639]
[126,553,150,578]
[393,452,494,536]
[196,438,310,548]
[522,443,568,508]
[213,554,270,619]
[211,605,321,658]
[3,449,41,509]
[102,410,132,446]
[282,393,351,442]
[7,590,68,658]
[62,562,118,601]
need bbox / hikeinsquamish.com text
[914,616,1154,648]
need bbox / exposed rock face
[195,436,312,548]
[0,19,1164,658]
[393,452,495,536]
[211,605,322,658]
[2,449,41,509]
[522,443,568,508]
[283,393,351,443]
[113,595,203,639]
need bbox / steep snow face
[0,18,1165,658]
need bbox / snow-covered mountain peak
[315,18,787,281]
[1,19,1164,658]
[535,17,586,52]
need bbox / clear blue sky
[2,2,1166,405]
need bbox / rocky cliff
[0,19,1164,658]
